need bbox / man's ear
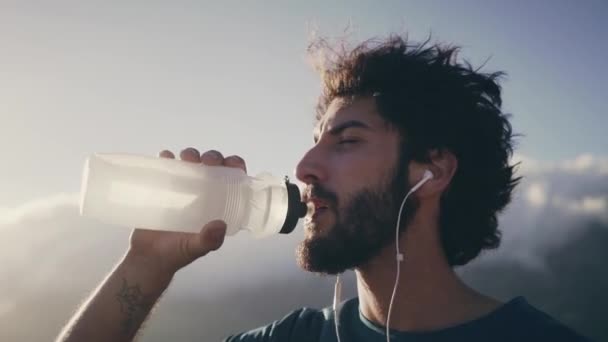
[409,149,458,198]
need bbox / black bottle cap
[279,177,307,234]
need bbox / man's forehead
[314,97,382,137]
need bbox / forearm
[56,250,174,342]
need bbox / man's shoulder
[223,301,337,342]
[495,297,592,341]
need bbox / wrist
[121,249,176,289]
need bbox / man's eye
[338,139,359,145]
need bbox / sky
[0,1,607,341]
[1,0,607,208]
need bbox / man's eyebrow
[313,120,372,142]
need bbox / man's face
[294,97,417,275]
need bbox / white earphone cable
[333,274,343,342]
[386,171,432,342]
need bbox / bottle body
[80,153,300,237]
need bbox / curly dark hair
[309,35,521,266]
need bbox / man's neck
[354,219,502,332]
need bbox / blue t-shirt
[224,297,591,341]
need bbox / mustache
[303,184,338,207]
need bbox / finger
[187,220,227,258]
[223,155,247,173]
[179,147,201,163]
[158,150,175,159]
[200,150,224,166]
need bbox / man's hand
[128,147,247,274]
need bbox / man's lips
[306,198,331,221]
[307,197,330,210]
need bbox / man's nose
[294,147,328,185]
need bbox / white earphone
[384,169,433,341]
[410,169,434,193]
[333,170,434,342]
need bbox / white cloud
[512,153,546,174]
[525,182,548,207]
[560,154,608,174]
[512,153,608,176]
[511,153,608,227]
[0,192,79,226]
[552,196,608,222]
[580,196,607,213]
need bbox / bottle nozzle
[279,179,307,234]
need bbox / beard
[296,157,419,275]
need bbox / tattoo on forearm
[116,278,153,336]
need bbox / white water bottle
[79,153,307,237]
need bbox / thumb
[193,220,227,256]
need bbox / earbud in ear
[408,169,434,195]
[423,170,434,181]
